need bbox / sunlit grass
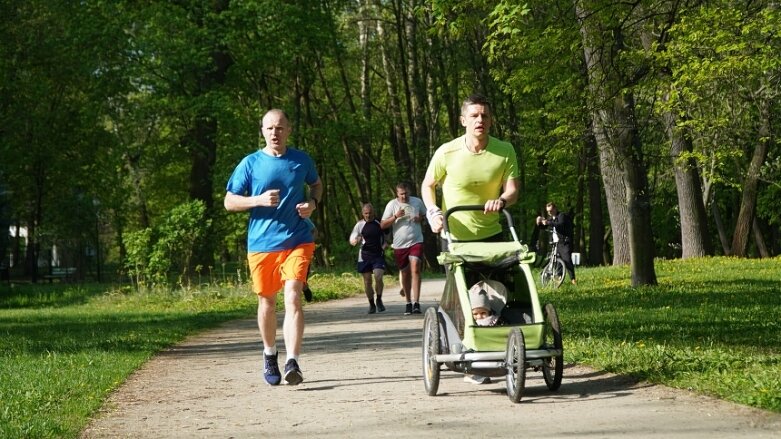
[538,256,781,412]
[0,273,380,439]
[1,257,779,438]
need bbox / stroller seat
[437,241,535,268]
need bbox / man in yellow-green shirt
[421,93,519,242]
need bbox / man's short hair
[461,94,492,116]
[396,182,412,192]
[258,108,291,133]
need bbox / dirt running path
[81,279,781,438]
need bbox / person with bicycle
[537,202,577,285]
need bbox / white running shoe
[464,374,491,384]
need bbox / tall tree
[576,0,657,284]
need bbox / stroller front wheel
[422,307,441,396]
[505,328,526,403]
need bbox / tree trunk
[404,0,429,185]
[663,105,712,258]
[374,0,411,184]
[585,117,605,266]
[710,197,731,255]
[611,91,657,286]
[752,217,769,258]
[577,2,655,285]
[594,119,630,265]
[186,0,232,272]
[730,102,771,257]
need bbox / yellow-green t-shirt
[427,135,519,241]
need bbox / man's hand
[260,189,281,207]
[430,215,443,233]
[296,200,315,218]
[426,207,444,233]
[483,198,505,213]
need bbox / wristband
[426,207,443,224]
[499,197,507,208]
[310,198,319,208]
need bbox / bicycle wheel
[540,257,553,287]
[550,258,566,288]
[540,256,566,288]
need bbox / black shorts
[357,255,386,273]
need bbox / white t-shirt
[382,197,425,249]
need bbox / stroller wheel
[542,303,564,390]
[422,307,441,396]
[505,328,526,403]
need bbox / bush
[123,201,211,288]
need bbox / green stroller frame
[422,205,564,403]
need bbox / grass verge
[1,257,778,438]
[537,256,780,412]
[0,273,370,439]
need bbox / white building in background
[8,226,60,267]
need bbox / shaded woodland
[1,0,779,287]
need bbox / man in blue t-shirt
[225,109,322,387]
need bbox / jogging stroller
[422,205,564,403]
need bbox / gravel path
[81,279,781,438]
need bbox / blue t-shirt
[226,148,319,252]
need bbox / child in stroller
[469,280,507,327]
[465,280,508,384]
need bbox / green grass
[1,257,779,438]
[0,273,371,439]
[537,256,780,412]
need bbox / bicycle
[539,231,566,288]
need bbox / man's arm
[296,178,323,219]
[308,179,323,206]
[349,221,363,246]
[224,190,279,212]
[380,209,402,230]
[484,177,520,213]
[421,169,444,233]
[499,177,519,206]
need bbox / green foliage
[2,0,780,286]
[122,200,211,287]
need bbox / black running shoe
[284,359,304,385]
[303,285,313,302]
[263,353,282,386]
[404,302,413,315]
[376,298,385,312]
[368,304,377,314]
[412,302,421,314]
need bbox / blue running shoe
[284,359,304,385]
[263,353,281,386]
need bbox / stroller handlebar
[442,205,520,244]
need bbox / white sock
[286,355,298,363]
[264,346,277,356]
